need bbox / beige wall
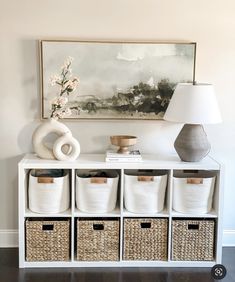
[1,0,235,243]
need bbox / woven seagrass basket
[77,218,120,261]
[172,219,215,261]
[26,219,70,261]
[123,218,168,261]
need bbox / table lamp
[164,83,222,162]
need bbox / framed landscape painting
[40,40,196,120]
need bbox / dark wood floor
[0,248,234,282]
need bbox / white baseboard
[223,230,235,246]
[0,229,18,247]
[0,229,235,248]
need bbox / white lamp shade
[164,83,222,124]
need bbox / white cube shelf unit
[18,154,224,268]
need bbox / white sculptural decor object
[53,132,80,161]
[32,118,80,161]
[164,83,222,162]
[32,57,81,161]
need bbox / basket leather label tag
[37,177,54,184]
[138,176,154,182]
[90,177,107,184]
[187,178,203,184]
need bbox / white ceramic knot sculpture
[53,132,80,161]
[32,118,80,161]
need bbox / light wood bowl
[110,135,137,154]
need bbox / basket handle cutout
[37,177,54,184]
[93,224,104,230]
[141,222,151,229]
[138,176,154,182]
[187,178,203,184]
[183,170,199,173]
[42,224,54,231]
[188,224,199,230]
[90,177,107,184]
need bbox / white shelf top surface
[74,207,120,217]
[171,209,218,218]
[24,208,217,219]
[25,208,72,217]
[19,153,220,170]
[123,208,169,218]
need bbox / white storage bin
[124,170,168,213]
[76,170,119,213]
[173,171,216,214]
[28,169,70,214]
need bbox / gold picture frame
[40,40,196,120]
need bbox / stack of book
[105,150,142,162]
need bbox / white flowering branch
[50,57,79,119]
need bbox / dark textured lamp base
[174,124,211,162]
